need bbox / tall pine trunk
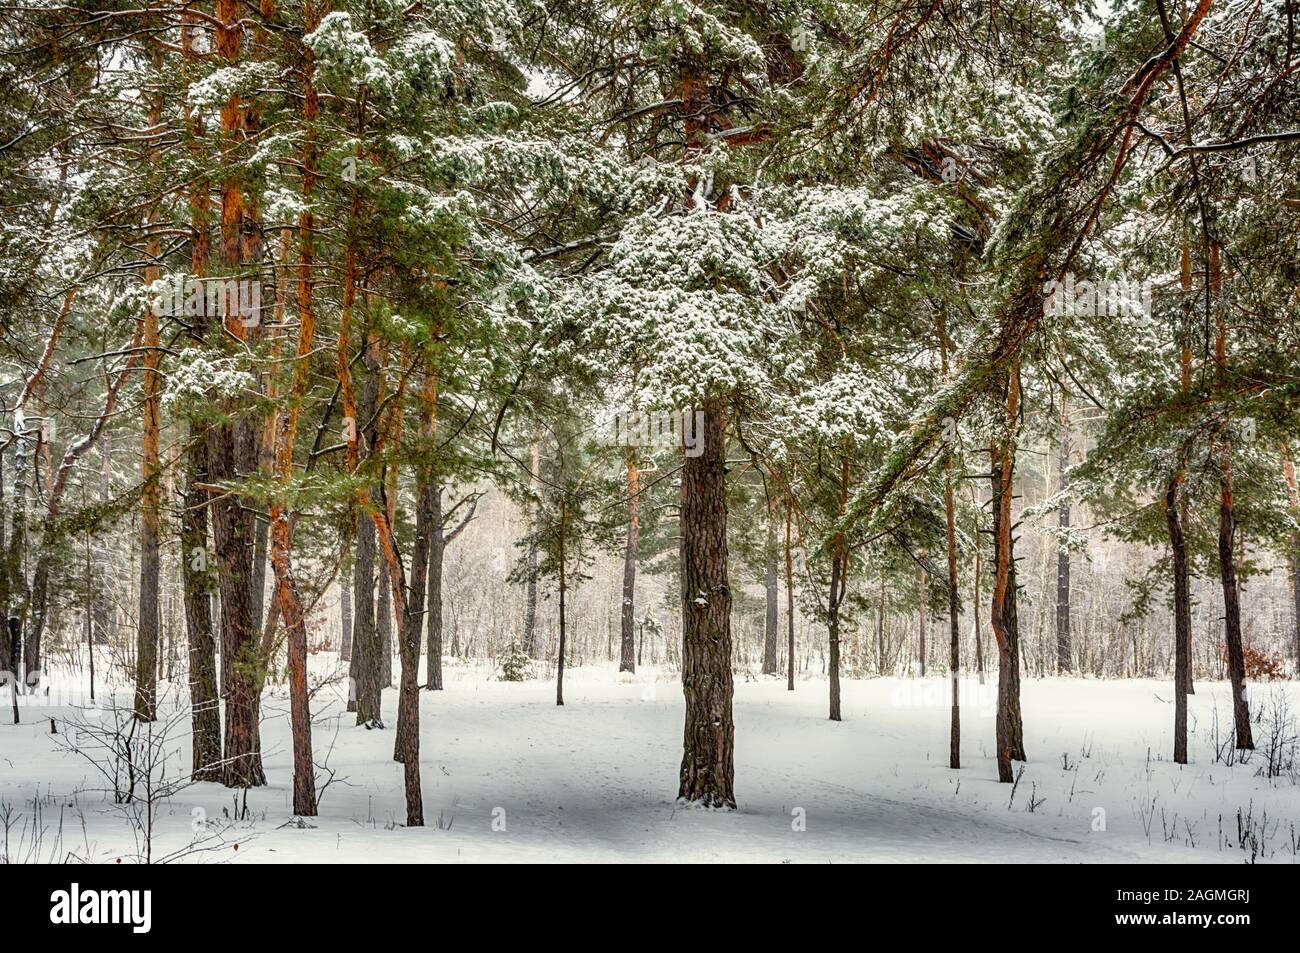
[267,23,322,814]
[369,406,430,825]
[945,458,961,769]
[212,0,263,789]
[6,399,33,695]
[1006,512,1025,761]
[251,505,269,633]
[12,464,33,693]
[678,396,735,807]
[827,455,849,722]
[1166,475,1190,764]
[1211,242,1252,750]
[373,515,424,824]
[337,92,364,682]
[348,335,382,725]
[270,503,317,814]
[619,451,639,673]
[0,452,15,724]
[251,416,269,631]
[340,581,352,660]
[380,350,401,694]
[827,555,843,721]
[211,420,265,787]
[93,435,113,645]
[940,313,960,768]
[134,65,163,724]
[183,434,222,780]
[1218,451,1252,749]
[971,484,984,684]
[393,481,432,762]
[990,362,1026,781]
[350,513,380,723]
[991,440,1014,783]
[557,508,567,706]
[786,495,796,691]
[1055,387,1072,673]
[378,558,393,687]
[918,558,926,677]
[1283,447,1300,667]
[180,15,220,777]
[522,441,541,657]
[424,483,445,689]
[392,360,435,779]
[1179,242,1196,696]
[876,573,887,677]
[762,505,779,675]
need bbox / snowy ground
[3,656,1299,863]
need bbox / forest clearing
[6,656,1300,864]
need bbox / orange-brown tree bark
[211,0,264,787]
[265,3,322,814]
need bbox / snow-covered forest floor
[4,657,1299,863]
